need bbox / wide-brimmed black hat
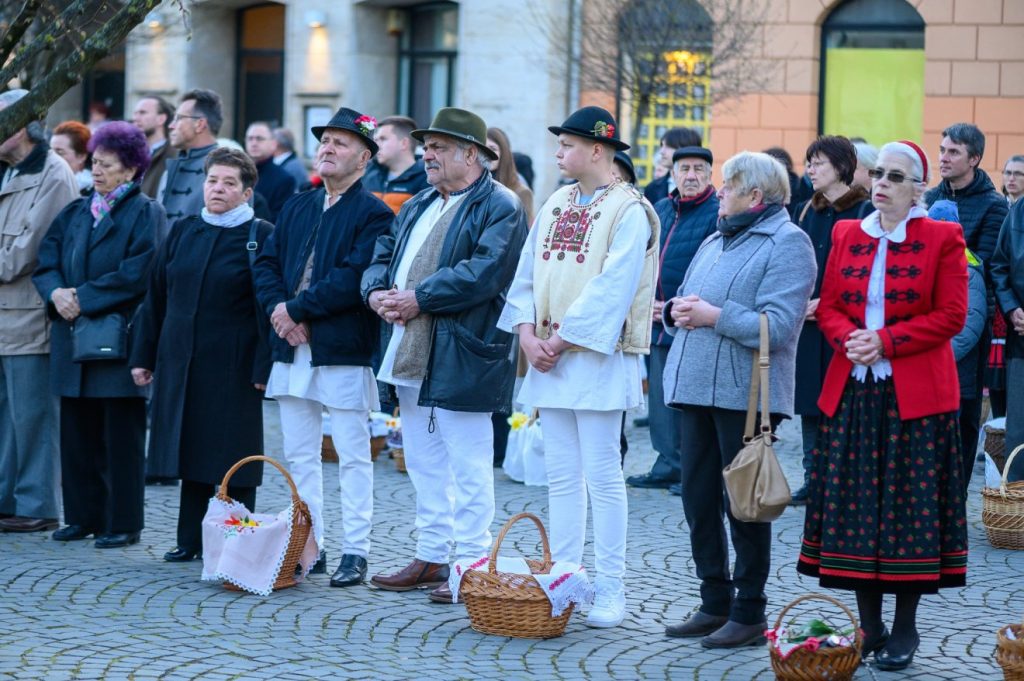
[672,146,713,166]
[548,106,629,151]
[311,107,379,155]
[613,151,637,185]
[411,108,497,161]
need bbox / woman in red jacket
[797,141,968,671]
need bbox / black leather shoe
[669,482,682,496]
[625,473,675,489]
[701,620,767,648]
[302,549,327,575]
[145,476,179,486]
[94,532,141,548]
[330,554,368,587]
[164,546,199,562]
[52,525,96,541]
[875,637,919,671]
[789,485,809,506]
[861,627,890,661]
[665,611,729,638]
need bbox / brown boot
[427,582,462,604]
[370,559,449,591]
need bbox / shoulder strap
[798,200,812,225]
[247,218,270,268]
[743,313,771,439]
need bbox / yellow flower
[507,411,529,431]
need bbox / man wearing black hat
[361,107,528,603]
[498,106,659,627]
[253,107,394,588]
[627,146,718,496]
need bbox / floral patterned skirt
[797,376,968,593]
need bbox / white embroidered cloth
[449,556,594,616]
[201,497,319,596]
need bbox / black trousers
[178,479,256,553]
[60,396,146,534]
[677,405,781,625]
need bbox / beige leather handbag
[722,313,792,522]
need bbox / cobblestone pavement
[2,401,1021,680]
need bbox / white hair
[453,138,490,170]
[878,142,928,184]
[721,151,791,205]
[0,89,45,143]
[853,141,878,169]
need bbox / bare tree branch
[0,0,162,141]
[0,0,42,67]
[0,0,93,89]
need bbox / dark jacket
[363,159,430,214]
[255,157,297,222]
[360,171,529,412]
[277,152,311,192]
[253,182,393,367]
[140,141,170,199]
[992,199,1024,359]
[953,254,987,399]
[652,186,718,346]
[161,143,217,236]
[791,187,873,414]
[924,168,1008,268]
[131,216,273,484]
[33,185,163,398]
[643,174,670,205]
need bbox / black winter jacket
[992,199,1024,359]
[360,171,528,412]
[652,187,718,347]
[924,168,1008,267]
[252,182,394,367]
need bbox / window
[236,4,285,134]
[820,0,925,145]
[398,3,458,128]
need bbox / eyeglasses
[867,168,920,184]
[1003,170,1024,179]
[172,114,203,123]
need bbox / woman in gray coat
[661,151,815,648]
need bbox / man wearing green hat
[361,107,528,603]
[498,105,659,627]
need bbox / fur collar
[809,184,869,213]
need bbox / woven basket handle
[1000,444,1024,494]
[772,592,863,646]
[218,455,301,506]
[488,512,551,574]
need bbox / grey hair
[454,138,490,170]
[878,142,928,184]
[853,141,878,169]
[0,89,45,143]
[721,151,791,205]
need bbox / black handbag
[71,313,127,362]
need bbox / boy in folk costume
[498,107,659,627]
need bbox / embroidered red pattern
[540,186,612,265]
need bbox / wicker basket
[218,455,312,592]
[997,621,1024,681]
[460,512,573,639]
[982,444,1024,550]
[768,593,862,681]
[986,423,1008,472]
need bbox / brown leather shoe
[0,516,59,533]
[427,582,462,604]
[370,559,450,591]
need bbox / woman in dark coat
[790,136,872,503]
[33,122,163,548]
[131,147,272,562]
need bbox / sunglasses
[867,168,920,184]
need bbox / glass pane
[241,5,285,50]
[410,56,451,132]
[411,6,458,51]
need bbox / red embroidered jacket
[816,217,967,420]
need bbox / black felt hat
[548,106,629,151]
[411,107,497,161]
[672,146,713,166]
[311,107,379,155]
[613,151,637,185]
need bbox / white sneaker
[585,577,626,628]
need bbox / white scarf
[201,203,255,228]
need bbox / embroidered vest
[532,181,659,354]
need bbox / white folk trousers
[276,396,372,556]
[396,385,495,563]
[539,408,627,580]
